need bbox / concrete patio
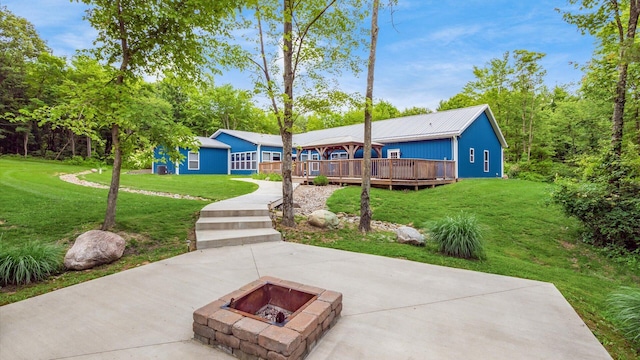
[0,241,611,359]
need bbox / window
[330,152,348,160]
[188,151,199,170]
[388,149,400,159]
[311,153,320,172]
[231,151,257,171]
[469,148,475,163]
[262,151,282,162]
[483,150,489,172]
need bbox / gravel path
[293,184,402,232]
[59,171,208,201]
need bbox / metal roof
[300,135,384,148]
[209,105,507,149]
[196,136,231,149]
[211,129,283,147]
[294,104,507,148]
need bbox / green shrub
[313,175,329,186]
[608,287,640,345]
[0,242,65,286]
[430,213,485,259]
[551,179,640,250]
[251,173,269,180]
[251,172,282,181]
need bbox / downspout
[452,136,459,179]
[227,148,231,175]
[175,146,180,175]
[256,144,261,173]
[501,147,504,178]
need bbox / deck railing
[259,158,456,181]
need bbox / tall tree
[563,0,640,179]
[0,6,47,154]
[359,0,380,233]
[229,0,366,227]
[78,0,241,230]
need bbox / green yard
[280,180,640,359]
[0,158,255,303]
[1,158,638,358]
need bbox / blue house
[153,104,507,179]
[152,137,230,175]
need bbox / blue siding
[214,133,257,152]
[260,145,283,162]
[382,138,453,160]
[457,112,503,178]
[177,147,228,174]
[213,133,259,175]
[154,146,228,174]
[153,146,177,174]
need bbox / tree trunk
[102,0,130,230]
[612,62,629,158]
[23,130,28,157]
[70,131,76,156]
[359,0,379,233]
[610,0,639,171]
[102,124,121,230]
[280,0,295,227]
[86,136,92,158]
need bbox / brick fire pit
[193,276,342,360]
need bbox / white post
[452,136,459,179]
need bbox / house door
[311,154,320,175]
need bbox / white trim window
[262,151,282,162]
[388,149,400,159]
[231,151,257,171]
[188,151,199,170]
[330,152,349,160]
[483,150,489,172]
[469,148,475,163]
[311,153,320,172]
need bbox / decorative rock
[307,210,339,229]
[396,226,425,246]
[64,230,126,270]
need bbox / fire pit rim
[222,281,319,327]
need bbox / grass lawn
[0,157,255,304]
[82,170,257,202]
[2,158,638,357]
[279,180,640,359]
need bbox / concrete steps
[195,204,281,249]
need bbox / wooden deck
[259,158,457,190]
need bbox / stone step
[195,216,273,231]
[199,205,270,218]
[195,228,282,249]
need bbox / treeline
[438,49,639,182]
[0,6,426,167]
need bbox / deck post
[306,160,310,184]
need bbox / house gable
[457,111,503,178]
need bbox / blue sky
[3,0,595,111]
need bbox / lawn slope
[290,180,639,359]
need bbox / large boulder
[308,210,340,229]
[64,230,126,270]
[396,226,425,246]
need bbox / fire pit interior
[193,276,342,360]
[227,283,316,325]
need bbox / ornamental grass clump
[313,175,329,186]
[0,241,65,286]
[608,287,640,345]
[430,213,485,260]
